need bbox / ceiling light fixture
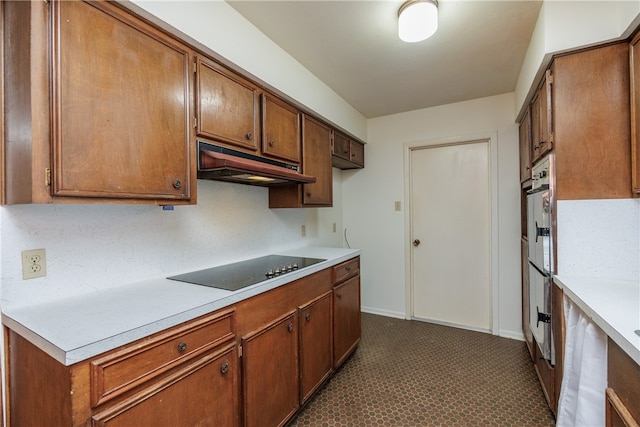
[398,0,439,43]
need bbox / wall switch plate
[301,225,306,237]
[333,222,337,233]
[395,201,401,211]
[22,249,47,280]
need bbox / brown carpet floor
[290,313,555,426]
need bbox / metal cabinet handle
[287,322,294,332]
[177,342,187,352]
[246,132,253,140]
[413,239,421,247]
[269,141,275,147]
[173,180,182,189]
[345,266,351,272]
[337,293,342,299]
[305,313,311,321]
[220,363,229,374]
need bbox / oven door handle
[535,221,550,243]
[537,306,551,327]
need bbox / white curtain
[556,295,608,427]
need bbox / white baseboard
[360,306,407,319]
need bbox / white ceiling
[227,0,542,118]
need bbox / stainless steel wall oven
[527,154,555,364]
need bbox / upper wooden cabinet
[262,94,301,163]
[195,57,259,152]
[552,42,631,200]
[630,32,640,195]
[519,107,532,182]
[269,115,333,208]
[518,42,631,200]
[332,131,365,169]
[531,70,553,164]
[3,0,195,204]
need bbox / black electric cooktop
[167,255,326,291]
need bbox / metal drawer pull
[246,132,252,140]
[287,322,294,332]
[305,313,311,321]
[177,342,187,352]
[220,363,229,374]
[337,293,342,299]
[173,180,182,189]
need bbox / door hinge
[45,168,51,186]
[238,344,243,358]
[193,60,197,74]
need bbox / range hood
[198,142,315,186]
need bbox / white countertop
[2,247,360,366]
[553,275,640,365]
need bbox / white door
[410,140,491,331]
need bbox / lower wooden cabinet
[5,258,361,427]
[242,312,299,427]
[299,291,333,403]
[606,338,640,427]
[332,258,361,367]
[7,310,239,427]
[91,343,239,427]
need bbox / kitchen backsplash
[556,198,640,281]
[0,179,343,310]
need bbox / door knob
[413,239,421,247]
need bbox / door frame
[403,132,499,335]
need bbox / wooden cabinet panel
[521,238,533,360]
[242,311,299,427]
[630,32,640,195]
[299,291,333,404]
[553,43,631,200]
[332,257,360,284]
[519,107,532,182]
[531,70,553,165]
[300,116,332,205]
[607,338,640,426]
[268,114,332,208]
[90,310,234,407]
[262,94,301,163]
[195,57,259,151]
[333,276,361,367]
[332,131,365,169]
[91,343,239,427]
[50,0,193,201]
[552,282,564,413]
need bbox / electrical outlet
[301,225,306,237]
[22,249,46,280]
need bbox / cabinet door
[195,57,259,152]
[349,140,365,167]
[538,70,553,157]
[519,107,532,182]
[242,311,299,427]
[301,115,332,206]
[262,94,301,163]
[91,343,239,427]
[51,1,193,201]
[332,132,350,161]
[333,276,361,367]
[299,291,333,404]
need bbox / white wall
[515,1,640,115]
[1,182,345,309]
[344,93,523,339]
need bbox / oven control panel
[531,157,550,191]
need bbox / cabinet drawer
[332,257,359,284]
[91,309,235,407]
